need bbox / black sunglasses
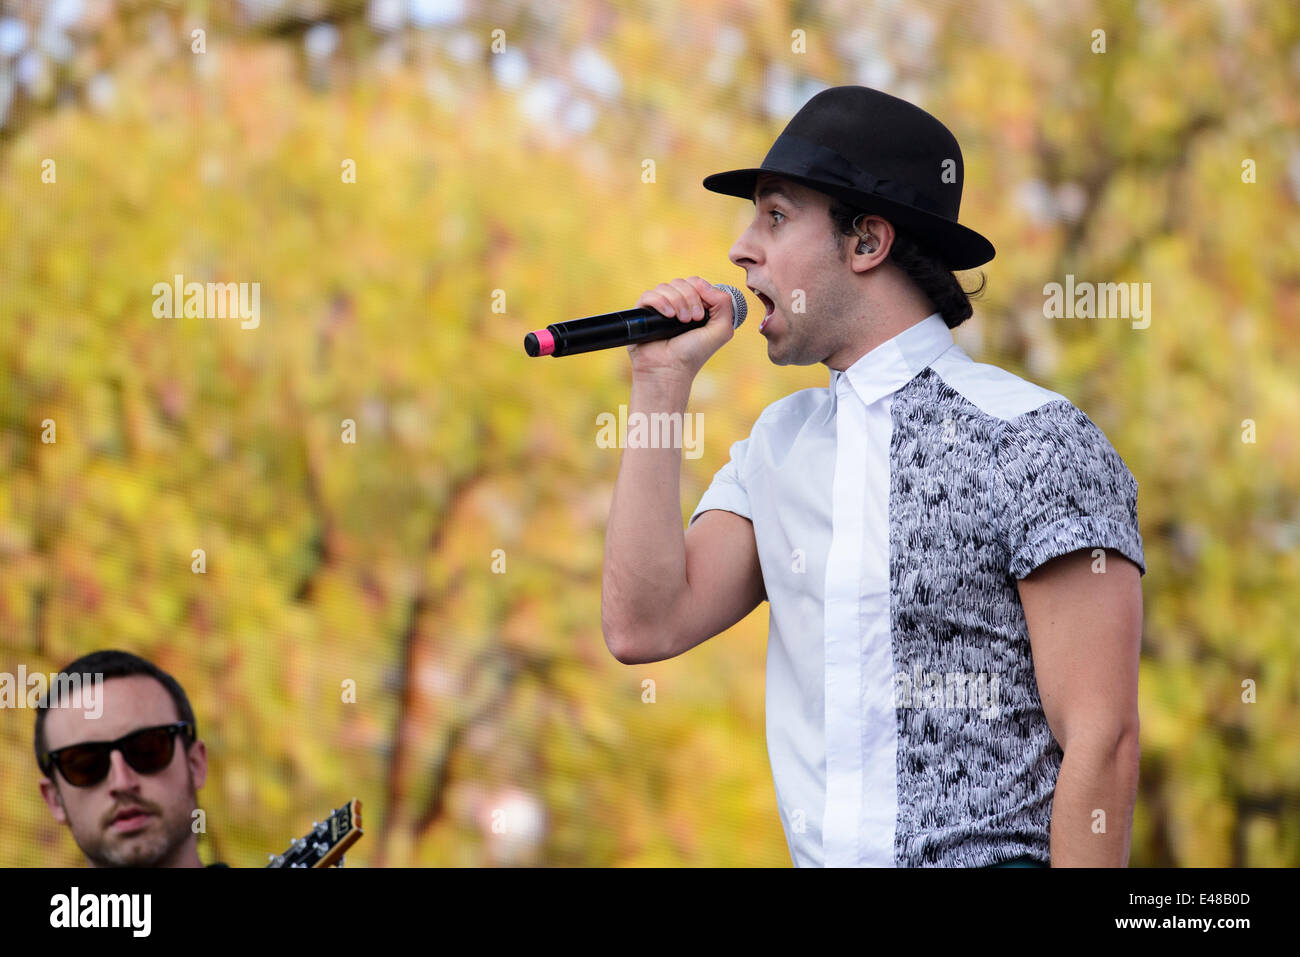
[41,721,194,788]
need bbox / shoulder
[928,344,1069,422]
[740,385,828,443]
[927,345,1132,473]
[757,385,827,424]
[991,393,1141,551]
[991,398,1145,577]
[995,399,1133,481]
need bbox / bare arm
[1017,546,1143,866]
[605,503,766,664]
[600,277,765,664]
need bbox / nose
[729,216,761,270]
[104,749,141,791]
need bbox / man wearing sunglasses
[35,649,211,868]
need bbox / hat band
[763,134,948,218]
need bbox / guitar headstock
[267,799,363,868]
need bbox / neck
[157,837,205,867]
[170,841,205,867]
[825,302,935,371]
[87,836,204,868]
[824,267,938,371]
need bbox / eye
[768,209,785,227]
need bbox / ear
[851,215,896,271]
[187,738,208,791]
[39,776,68,824]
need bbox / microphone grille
[713,283,747,329]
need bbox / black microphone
[523,283,748,357]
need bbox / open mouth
[751,289,776,330]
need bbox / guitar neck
[267,799,363,868]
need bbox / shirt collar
[826,312,954,417]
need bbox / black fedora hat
[703,86,995,270]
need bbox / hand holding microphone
[523,278,747,379]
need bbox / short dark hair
[827,195,986,328]
[34,649,198,774]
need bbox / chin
[768,346,805,368]
[112,843,167,868]
[96,829,174,868]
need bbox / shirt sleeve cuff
[1008,514,1146,579]
[688,486,753,526]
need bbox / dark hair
[827,195,986,328]
[34,649,197,773]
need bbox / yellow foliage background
[1,0,1297,866]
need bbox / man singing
[601,86,1145,867]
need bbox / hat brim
[703,167,995,271]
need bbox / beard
[87,816,187,867]
[71,777,198,868]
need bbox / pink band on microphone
[534,328,555,356]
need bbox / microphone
[523,283,748,357]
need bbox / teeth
[751,288,775,330]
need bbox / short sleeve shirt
[689,312,1145,867]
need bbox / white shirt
[689,311,1145,866]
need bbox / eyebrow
[753,182,803,208]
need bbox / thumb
[695,279,733,318]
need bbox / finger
[688,277,732,324]
[635,292,671,315]
[667,278,705,320]
[642,288,679,317]
[688,276,724,307]
[657,281,693,320]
